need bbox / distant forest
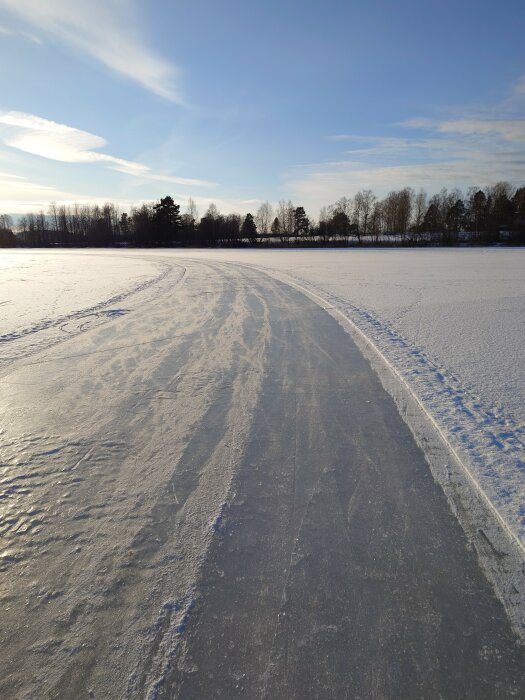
[2,181,525,248]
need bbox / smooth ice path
[160,249,525,552]
[0,253,524,699]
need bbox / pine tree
[293,206,310,237]
[153,196,181,246]
[241,213,257,244]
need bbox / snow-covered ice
[162,248,525,548]
[1,248,525,696]
[1,247,524,552]
[0,250,169,366]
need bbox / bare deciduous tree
[354,189,376,238]
[255,201,273,235]
[276,200,294,239]
[413,189,427,237]
[187,197,199,224]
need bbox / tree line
[4,181,525,248]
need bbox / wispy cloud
[0,170,256,217]
[0,23,42,44]
[287,105,525,212]
[0,171,24,179]
[0,0,182,102]
[0,111,216,187]
[0,171,94,214]
[404,118,525,142]
[287,73,525,212]
[514,77,525,95]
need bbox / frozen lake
[1,249,524,697]
[2,248,525,544]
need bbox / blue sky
[0,0,524,217]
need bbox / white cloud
[0,171,24,179]
[0,0,181,102]
[405,118,525,142]
[0,111,216,187]
[0,170,258,217]
[0,171,94,214]
[286,116,525,212]
[439,119,525,143]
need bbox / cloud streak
[0,111,216,187]
[292,75,525,212]
[0,170,256,217]
[287,115,525,211]
[0,171,94,214]
[0,23,42,44]
[0,0,182,102]
[404,118,525,142]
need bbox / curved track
[0,258,523,699]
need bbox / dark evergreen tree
[513,187,525,220]
[222,214,241,245]
[271,217,281,237]
[120,213,131,243]
[512,187,525,243]
[422,203,440,233]
[153,196,181,246]
[491,193,514,232]
[293,206,309,238]
[470,190,487,236]
[0,227,16,247]
[328,211,351,242]
[132,204,155,246]
[444,199,466,243]
[241,213,257,244]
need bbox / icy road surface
[1,252,524,699]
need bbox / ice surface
[2,247,524,550]
[161,248,525,547]
[0,250,169,366]
[2,248,524,551]
[1,248,524,696]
